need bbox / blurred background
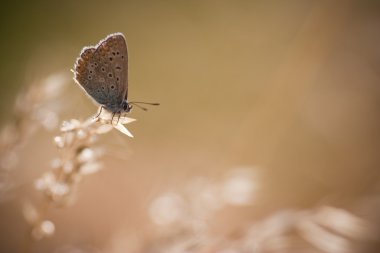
[0,0,380,252]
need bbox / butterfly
[73,33,159,118]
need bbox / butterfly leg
[111,113,121,125]
[116,113,121,124]
[95,106,104,119]
[111,112,116,126]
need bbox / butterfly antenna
[130,102,160,111]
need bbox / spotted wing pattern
[74,33,128,112]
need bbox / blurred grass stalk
[0,71,135,244]
[22,88,135,241]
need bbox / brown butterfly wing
[74,33,128,111]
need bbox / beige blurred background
[0,0,380,252]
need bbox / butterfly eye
[122,102,131,111]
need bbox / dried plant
[112,168,379,253]
[23,108,135,240]
[0,72,69,202]
[0,71,136,242]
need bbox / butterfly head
[122,100,133,113]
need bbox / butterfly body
[74,33,131,114]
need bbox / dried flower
[95,109,136,137]
[26,104,136,240]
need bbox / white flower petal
[118,116,136,125]
[114,123,134,137]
